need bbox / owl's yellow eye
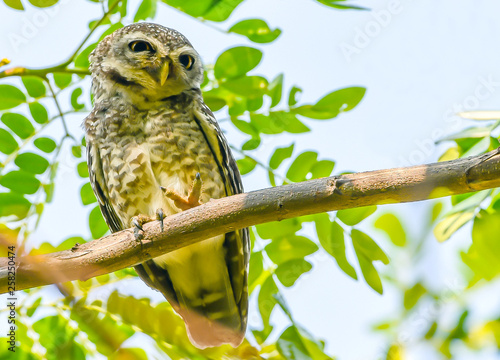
[129,40,154,53]
[179,54,195,70]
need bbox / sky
[1,0,500,359]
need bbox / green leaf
[461,136,491,158]
[15,152,49,174]
[266,235,319,265]
[106,291,199,357]
[80,182,97,205]
[404,282,427,310]
[0,192,30,219]
[248,251,264,289]
[286,151,318,182]
[89,205,108,239]
[228,19,281,43]
[316,0,368,10]
[268,73,283,108]
[22,76,46,98]
[294,87,366,119]
[257,217,301,239]
[109,348,148,360]
[449,190,490,215]
[1,112,35,139]
[374,213,407,247]
[461,211,500,281]
[275,259,313,287]
[270,111,310,134]
[0,84,26,110]
[53,73,72,89]
[288,86,302,106]
[309,159,335,179]
[3,0,24,10]
[34,137,56,153]
[28,0,58,7]
[236,156,257,175]
[0,170,40,194]
[70,87,85,110]
[33,316,85,360]
[29,101,49,124]
[437,126,492,142]
[203,96,226,112]
[242,137,260,151]
[277,325,333,360]
[221,75,268,98]
[337,205,377,226]
[27,297,42,317]
[316,216,357,279]
[256,275,278,341]
[75,43,97,69]
[434,211,475,242]
[162,0,244,22]
[98,22,124,42]
[0,128,18,154]
[269,143,294,169]
[231,117,258,137]
[431,202,443,222]
[352,229,389,294]
[71,298,134,356]
[214,46,262,79]
[134,0,157,21]
[351,229,389,264]
[72,145,82,158]
[250,113,283,135]
[77,161,89,178]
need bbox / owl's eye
[128,40,154,53]
[179,54,195,70]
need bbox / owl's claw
[130,214,151,241]
[156,208,165,232]
[161,172,203,211]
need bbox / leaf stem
[45,80,73,140]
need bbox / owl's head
[90,23,203,103]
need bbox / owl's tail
[169,252,246,349]
[135,236,247,349]
[176,301,245,349]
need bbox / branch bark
[1,150,499,294]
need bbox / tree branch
[1,150,499,294]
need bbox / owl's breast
[98,108,225,224]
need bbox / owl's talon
[156,208,165,232]
[161,173,203,210]
[131,214,153,241]
[134,226,144,241]
[131,217,144,231]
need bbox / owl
[83,23,249,349]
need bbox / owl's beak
[159,60,170,86]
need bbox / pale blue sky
[1,1,500,359]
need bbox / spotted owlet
[83,23,249,348]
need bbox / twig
[0,0,120,80]
[45,80,73,140]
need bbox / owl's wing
[85,114,124,234]
[191,98,250,326]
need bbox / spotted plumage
[83,23,249,348]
